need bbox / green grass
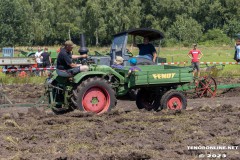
[0,72,46,84]
[159,46,240,77]
[8,45,237,63]
[160,46,234,62]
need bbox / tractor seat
[56,69,73,77]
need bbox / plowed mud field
[0,78,239,160]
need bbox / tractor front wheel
[160,90,187,110]
[71,77,117,114]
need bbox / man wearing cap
[188,43,203,78]
[133,36,157,63]
[111,56,124,69]
[56,40,89,76]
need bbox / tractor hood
[114,28,164,41]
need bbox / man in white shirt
[35,47,43,76]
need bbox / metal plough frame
[0,90,48,109]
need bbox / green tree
[82,0,107,45]
[0,0,239,46]
[103,0,141,44]
[0,0,32,47]
[167,14,202,46]
[223,19,240,39]
[201,28,231,45]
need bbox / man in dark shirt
[56,40,89,76]
[41,47,52,67]
[133,36,157,63]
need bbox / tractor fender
[27,52,35,57]
[73,71,107,84]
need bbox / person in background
[41,47,52,76]
[187,43,203,78]
[41,47,52,67]
[235,43,240,62]
[128,58,141,77]
[234,38,240,62]
[57,48,61,53]
[111,56,124,69]
[133,36,157,63]
[57,43,64,53]
[35,46,43,76]
[56,40,89,77]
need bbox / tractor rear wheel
[136,88,160,111]
[160,90,187,110]
[71,77,117,114]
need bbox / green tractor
[45,29,193,114]
[19,48,59,65]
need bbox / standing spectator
[234,38,240,62]
[35,47,43,76]
[234,41,240,62]
[57,43,64,53]
[57,48,61,53]
[187,43,203,78]
[41,47,52,76]
[128,58,141,77]
[133,36,157,63]
[41,47,52,67]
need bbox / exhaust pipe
[78,34,88,54]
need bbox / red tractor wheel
[160,90,187,110]
[195,76,217,98]
[82,87,110,113]
[71,77,117,114]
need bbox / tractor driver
[56,40,89,77]
[133,36,157,63]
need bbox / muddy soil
[0,78,239,160]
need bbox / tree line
[0,0,239,47]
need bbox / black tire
[71,77,117,114]
[136,88,160,111]
[160,90,187,110]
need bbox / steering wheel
[126,49,133,57]
[74,57,95,65]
